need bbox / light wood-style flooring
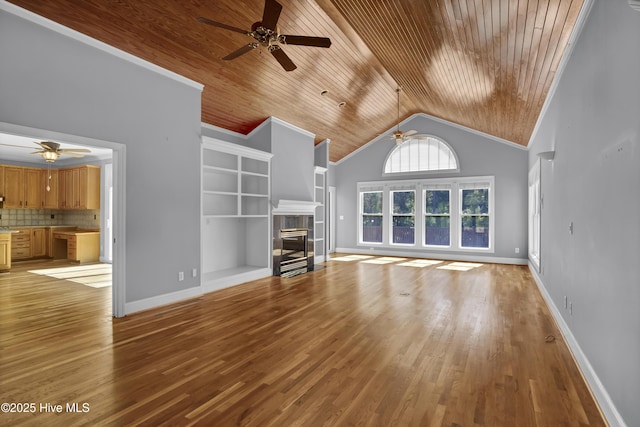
[1,255,605,426]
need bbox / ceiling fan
[389,87,425,145]
[197,0,332,71]
[29,141,91,162]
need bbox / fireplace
[273,214,314,277]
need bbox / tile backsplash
[0,209,100,229]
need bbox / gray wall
[246,119,316,203]
[529,1,640,425]
[0,8,202,301]
[334,114,528,260]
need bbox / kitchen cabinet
[0,165,4,203]
[24,168,42,208]
[10,228,30,260]
[52,230,100,263]
[0,233,10,271]
[4,166,25,208]
[3,166,44,208]
[58,166,100,209]
[31,228,47,258]
[41,169,59,209]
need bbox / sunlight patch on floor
[397,259,444,268]
[361,257,407,264]
[29,264,112,288]
[331,255,375,262]
[437,262,484,271]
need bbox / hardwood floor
[1,255,605,426]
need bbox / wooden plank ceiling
[8,0,584,162]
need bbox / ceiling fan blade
[196,17,249,35]
[269,45,296,71]
[62,152,86,158]
[35,141,60,151]
[223,44,257,60]
[30,150,47,154]
[261,0,283,30]
[0,143,33,149]
[280,35,331,48]
[404,130,418,137]
[59,148,91,153]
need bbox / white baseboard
[202,268,271,293]
[125,286,202,315]
[335,247,528,265]
[528,263,627,427]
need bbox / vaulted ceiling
[8,0,585,162]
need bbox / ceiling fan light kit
[197,0,331,71]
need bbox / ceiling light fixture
[41,151,59,162]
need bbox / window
[424,189,450,246]
[391,190,415,244]
[357,177,494,252]
[528,161,541,270]
[361,191,383,243]
[384,137,459,174]
[460,186,490,249]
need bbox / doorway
[328,186,336,254]
[0,122,126,317]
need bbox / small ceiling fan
[197,0,332,71]
[389,87,426,145]
[31,141,91,162]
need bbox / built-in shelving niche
[314,166,327,263]
[201,138,273,292]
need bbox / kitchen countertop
[0,226,100,234]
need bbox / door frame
[0,121,126,317]
[328,186,336,254]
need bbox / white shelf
[202,137,273,292]
[314,166,326,264]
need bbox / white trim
[201,136,272,160]
[337,112,526,165]
[336,247,527,265]
[0,1,204,92]
[527,0,595,147]
[202,268,272,294]
[528,264,628,427]
[357,176,495,253]
[314,166,328,174]
[245,116,316,140]
[125,286,202,315]
[272,199,319,215]
[382,134,461,176]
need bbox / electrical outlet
[178,271,184,281]
[515,247,520,254]
[192,268,197,278]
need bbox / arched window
[384,136,459,174]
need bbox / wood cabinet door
[0,235,10,270]
[78,166,100,209]
[4,167,24,208]
[24,168,42,209]
[42,169,59,209]
[59,168,78,209]
[31,229,47,257]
